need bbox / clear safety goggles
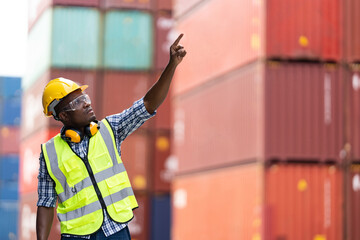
[62,94,91,112]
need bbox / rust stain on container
[264,163,343,240]
[172,163,262,240]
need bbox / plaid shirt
[37,98,155,238]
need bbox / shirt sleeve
[105,98,156,149]
[37,151,57,208]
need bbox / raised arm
[143,33,187,114]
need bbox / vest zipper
[82,156,107,210]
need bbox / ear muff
[61,121,99,143]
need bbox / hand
[170,33,187,66]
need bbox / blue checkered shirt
[37,98,155,238]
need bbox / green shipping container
[104,11,153,70]
[25,7,101,90]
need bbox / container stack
[0,76,21,239]
[22,0,173,239]
[170,0,354,239]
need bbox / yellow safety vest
[42,119,138,236]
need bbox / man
[36,34,186,240]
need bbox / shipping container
[28,0,100,30]
[0,200,18,239]
[0,181,18,200]
[103,10,153,70]
[18,192,61,240]
[25,7,101,90]
[264,163,343,240]
[151,194,171,240]
[156,0,172,10]
[155,11,173,70]
[151,130,172,192]
[0,155,19,182]
[0,126,20,155]
[349,163,360,240]
[347,64,360,160]
[173,0,204,18]
[343,0,360,62]
[0,96,21,126]
[173,0,341,95]
[173,62,343,173]
[172,162,262,240]
[129,193,149,240]
[21,69,100,140]
[98,71,150,122]
[19,128,59,194]
[0,76,21,98]
[122,132,151,191]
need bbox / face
[57,90,96,128]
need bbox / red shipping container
[173,0,262,96]
[173,0,341,96]
[343,0,360,62]
[173,62,343,174]
[347,65,360,160]
[264,163,343,240]
[98,71,151,124]
[156,0,172,10]
[155,11,173,70]
[129,193,149,240]
[152,130,172,192]
[266,0,341,61]
[172,162,263,240]
[28,0,100,30]
[349,163,360,240]
[21,69,100,140]
[100,0,153,10]
[122,131,151,191]
[19,128,59,194]
[18,192,61,240]
[0,126,20,154]
[173,0,204,18]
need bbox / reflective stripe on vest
[43,120,137,235]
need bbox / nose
[83,100,90,108]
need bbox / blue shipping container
[0,201,18,239]
[0,181,18,200]
[0,77,21,98]
[151,194,171,240]
[0,96,21,125]
[0,155,19,181]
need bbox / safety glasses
[62,94,91,112]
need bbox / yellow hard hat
[42,77,88,117]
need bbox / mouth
[86,108,94,115]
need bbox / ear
[58,111,70,123]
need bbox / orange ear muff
[65,129,82,143]
[88,122,99,136]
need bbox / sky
[0,1,28,77]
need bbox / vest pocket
[90,152,113,172]
[63,156,86,186]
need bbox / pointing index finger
[172,34,184,47]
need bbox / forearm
[36,206,54,240]
[143,61,177,114]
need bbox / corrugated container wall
[21,69,100,140]
[0,155,19,182]
[25,7,101,90]
[101,0,153,10]
[343,0,360,62]
[0,127,20,154]
[172,163,262,240]
[347,64,360,160]
[129,193,149,240]
[349,164,360,240]
[103,11,153,70]
[155,11,173,70]
[173,62,342,174]
[151,194,171,240]
[264,163,343,240]
[173,0,205,18]
[266,0,341,61]
[172,0,262,96]
[0,201,18,239]
[0,77,21,98]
